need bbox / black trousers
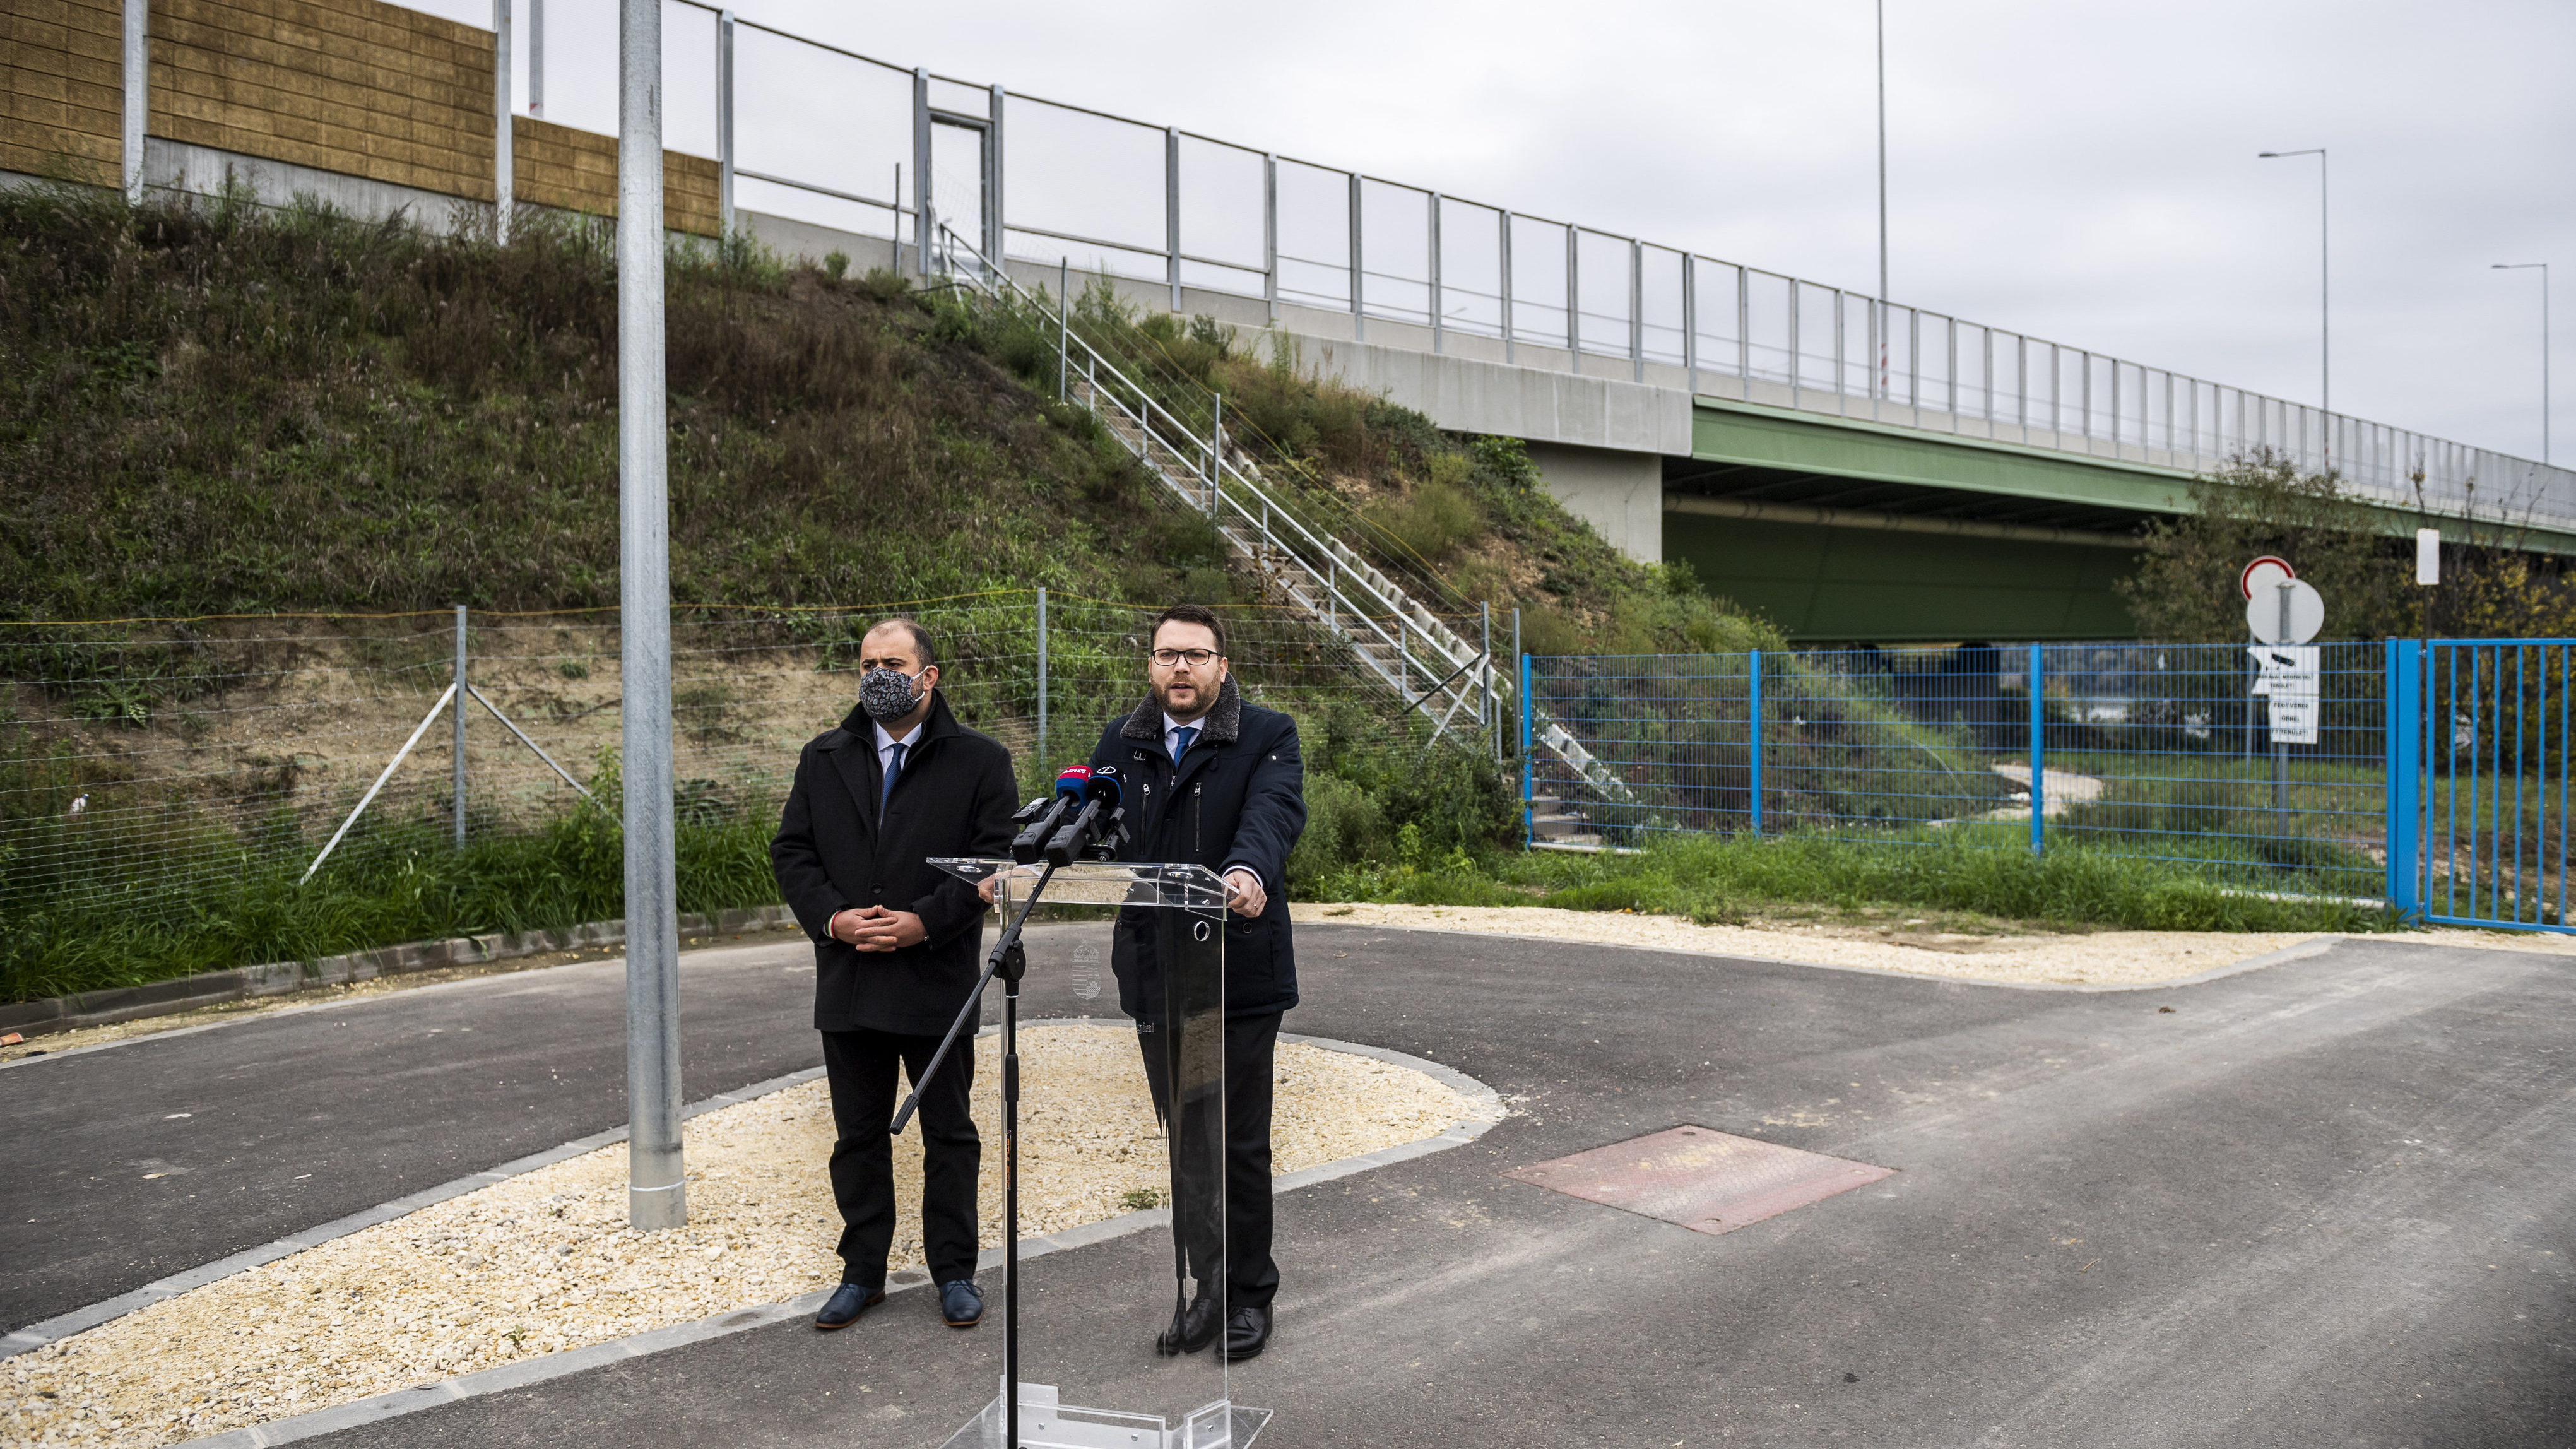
[1136,1010,1282,1311]
[822,1027,981,1288]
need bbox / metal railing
[608,0,2576,535]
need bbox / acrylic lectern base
[937,1380,1270,1449]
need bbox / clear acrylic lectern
[926,858,1270,1449]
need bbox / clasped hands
[828,904,928,952]
[973,866,1267,917]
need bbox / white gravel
[1,1024,1490,1448]
[1292,902,2576,988]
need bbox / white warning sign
[2247,644,2321,745]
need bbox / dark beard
[1152,675,1219,723]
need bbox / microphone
[1043,765,1125,866]
[1010,766,1090,863]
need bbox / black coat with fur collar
[1087,677,1306,1020]
[771,690,1018,1035]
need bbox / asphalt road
[15,926,2576,1447]
[272,926,2576,1449]
[0,935,825,1330]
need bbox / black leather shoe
[813,1281,884,1330]
[1219,1303,1271,1361]
[1154,1292,1220,1356]
[939,1279,984,1328]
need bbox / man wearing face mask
[772,618,1017,1335]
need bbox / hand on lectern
[1224,867,1266,918]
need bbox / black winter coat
[771,690,1018,1035]
[1087,677,1306,1021]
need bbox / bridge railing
[631,0,2572,535]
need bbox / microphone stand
[892,859,1055,1449]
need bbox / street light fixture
[2259,148,2329,416]
[2491,262,2550,464]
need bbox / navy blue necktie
[880,741,906,822]
[1171,725,1198,764]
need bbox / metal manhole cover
[1502,1125,1894,1236]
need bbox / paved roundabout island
[5,924,2572,1447]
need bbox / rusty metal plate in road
[1502,1125,1894,1236]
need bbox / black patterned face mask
[858,666,922,723]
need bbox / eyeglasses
[1150,648,1219,667]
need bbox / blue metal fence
[1521,639,2573,933]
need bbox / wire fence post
[2028,643,2045,853]
[1164,126,1181,312]
[1056,257,1069,400]
[1481,600,1492,754]
[1518,646,1532,848]
[451,604,468,847]
[1746,649,1764,837]
[1035,586,1048,767]
[1263,153,1278,323]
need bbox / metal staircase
[934,230,1633,806]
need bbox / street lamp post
[2491,263,2551,464]
[2259,148,2329,417]
[1876,0,1889,400]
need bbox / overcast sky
[410,0,2570,465]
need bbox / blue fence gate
[1521,638,2572,934]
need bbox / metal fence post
[1263,154,1278,323]
[1499,210,1515,364]
[986,84,1005,275]
[1347,172,1363,340]
[493,0,513,243]
[1480,600,1492,750]
[1737,265,1750,401]
[1428,191,1443,354]
[2385,637,2419,918]
[1683,254,1698,396]
[1518,646,1533,848]
[620,0,685,1232]
[1056,257,1068,400]
[1564,226,1579,375]
[452,605,468,846]
[1207,391,1222,509]
[1035,586,1048,766]
[528,0,543,116]
[1628,237,1643,383]
[1164,126,1181,312]
[2028,643,2045,853]
[714,8,733,240]
[1747,649,1763,837]
[910,69,930,278]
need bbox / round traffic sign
[2245,579,2325,644]
[2239,555,2296,600]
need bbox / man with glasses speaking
[1088,603,1306,1363]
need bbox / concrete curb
[53,1031,1502,1448]
[0,906,801,1041]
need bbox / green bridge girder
[1664,396,2576,642]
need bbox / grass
[1306,825,2391,935]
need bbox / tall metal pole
[2492,263,2550,463]
[1035,586,1048,765]
[620,0,685,1233]
[1876,0,1888,400]
[122,0,147,203]
[911,70,931,279]
[452,605,468,848]
[528,0,543,117]
[2259,148,2328,415]
[492,0,512,244]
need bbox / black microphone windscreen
[1084,766,1122,805]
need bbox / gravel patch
[1294,904,2576,986]
[1,1024,1490,1448]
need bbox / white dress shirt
[872,719,923,784]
